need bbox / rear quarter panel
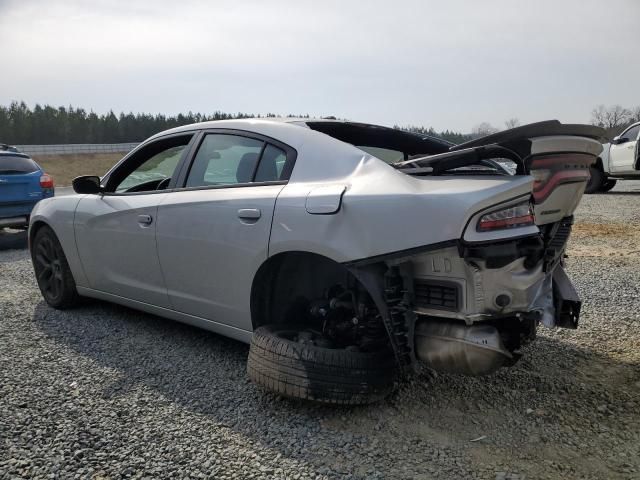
[269,156,534,263]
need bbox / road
[1,184,639,479]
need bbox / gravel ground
[1,182,639,480]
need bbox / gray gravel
[1,182,639,480]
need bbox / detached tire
[247,325,397,405]
[31,225,79,309]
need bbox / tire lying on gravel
[247,325,398,405]
[31,225,80,309]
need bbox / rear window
[305,121,450,164]
[357,146,405,164]
[0,155,39,174]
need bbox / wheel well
[29,220,49,247]
[594,157,604,171]
[250,251,413,368]
[250,251,365,330]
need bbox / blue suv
[0,144,54,228]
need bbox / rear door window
[186,134,264,187]
[255,144,287,182]
[0,155,39,174]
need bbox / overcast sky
[1,0,638,132]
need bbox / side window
[255,144,287,182]
[106,135,192,193]
[622,125,640,142]
[186,134,264,187]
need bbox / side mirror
[72,175,102,194]
[611,136,628,145]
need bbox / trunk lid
[402,121,607,226]
[0,173,32,203]
[0,154,42,205]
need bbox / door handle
[137,214,153,225]
[237,208,261,220]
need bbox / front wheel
[599,179,617,193]
[247,325,397,405]
[585,166,604,194]
[31,225,80,309]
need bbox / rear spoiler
[393,121,607,175]
[450,120,608,159]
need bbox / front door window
[105,135,193,193]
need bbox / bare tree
[504,118,520,129]
[591,104,632,129]
[472,122,499,138]
[591,104,607,127]
[630,106,640,124]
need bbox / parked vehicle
[0,146,54,229]
[28,119,605,404]
[585,121,640,193]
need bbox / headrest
[236,152,259,183]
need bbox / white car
[29,118,605,404]
[586,121,640,193]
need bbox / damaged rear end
[388,121,605,375]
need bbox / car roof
[151,117,345,134]
[0,151,30,159]
[147,117,452,148]
[1,143,19,149]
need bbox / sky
[1,0,638,132]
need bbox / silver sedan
[29,118,605,404]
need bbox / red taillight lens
[477,201,535,232]
[40,174,54,189]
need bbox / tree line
[2,101,637,146]
[0,101,264,145]
[1,101,470,145]
[393,124,473,144]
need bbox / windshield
[0,155,39,174]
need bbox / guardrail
[14,143,139,156]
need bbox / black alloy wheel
[32,225,79,309]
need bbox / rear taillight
[40,174,54,189]
[477,200,535,232]
[529,154,593,203]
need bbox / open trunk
[449,120,606,225]
[394,121,606,226]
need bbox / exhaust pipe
[414,319,512,376]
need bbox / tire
[31,225,79,309]
[599,179,617,193]
[247,325,397,405]
[585,166,604,194]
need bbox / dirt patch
[33,153,124,186]
[568,222,640,257]
[572,223,636,238]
